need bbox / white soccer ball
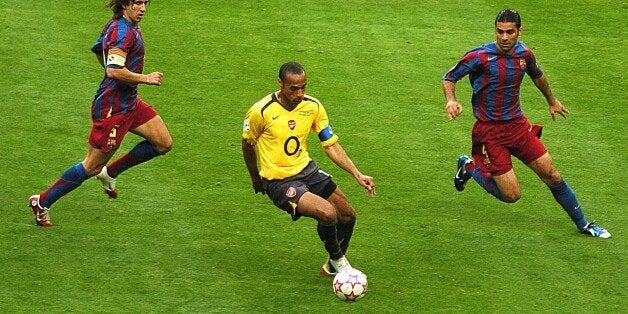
[332,269,368,301]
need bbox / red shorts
[88,98,158,153]
[471,116,546,176]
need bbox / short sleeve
[525,50,544,79]
[442,50,481,82]
[242,105,264,145]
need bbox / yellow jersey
[242,92,339,180]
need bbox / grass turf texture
[1,0,626,312]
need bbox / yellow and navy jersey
[242,92,339,180]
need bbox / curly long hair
[105,0,132,19]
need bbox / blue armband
[318,125,334,141]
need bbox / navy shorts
[262,161,337,221]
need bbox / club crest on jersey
[519,59,527,70]
[288,120,296,130]
[285,186,297,198]
[106,139,117,149]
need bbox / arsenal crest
[288,120,296,130]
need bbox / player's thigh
[526,152,562,186]
[327,188,356,222]
[129,100,171,152]
[493,169,521,202]
[297,192,337,224]
[131,115,172,153]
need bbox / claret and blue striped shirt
[443,41,543,122]
[90,17,145,121]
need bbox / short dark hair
[495,8,521,28]
[278,62,305,81]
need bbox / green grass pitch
[1,0,625,312]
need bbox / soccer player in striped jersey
[442,8,610,238]
[242,62,375,275]
[28,0,172,226]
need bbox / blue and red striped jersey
[442,41,543,122]
[90,18,145,121]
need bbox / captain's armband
[318,125,334,142]
[106,47,127,67]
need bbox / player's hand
[445,100,463,120]
[548,99,568,121]
[145,72,164,86]
[357,174,376,197]
[252,179,265,195]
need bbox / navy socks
[468,165,504,200]
[40,163,89,208]
[317,222,343,260]
[549,179,587,230]
[107,140,161,178]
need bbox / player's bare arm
[106,67,163,86]
[532,75,568,121]
[442,80,463,120]
[323,142,375,196]
[241,139,264,194]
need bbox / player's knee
[159,143,172,155]
[319,215,338,225]
[156,139,173,155]
[318,205,338,225]
[83,165,103,177]
[546,170,562,186]
[536,161,562,186]
[501,191,521,203]
[338,207,356,223]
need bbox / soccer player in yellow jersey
[242,62,375,276]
